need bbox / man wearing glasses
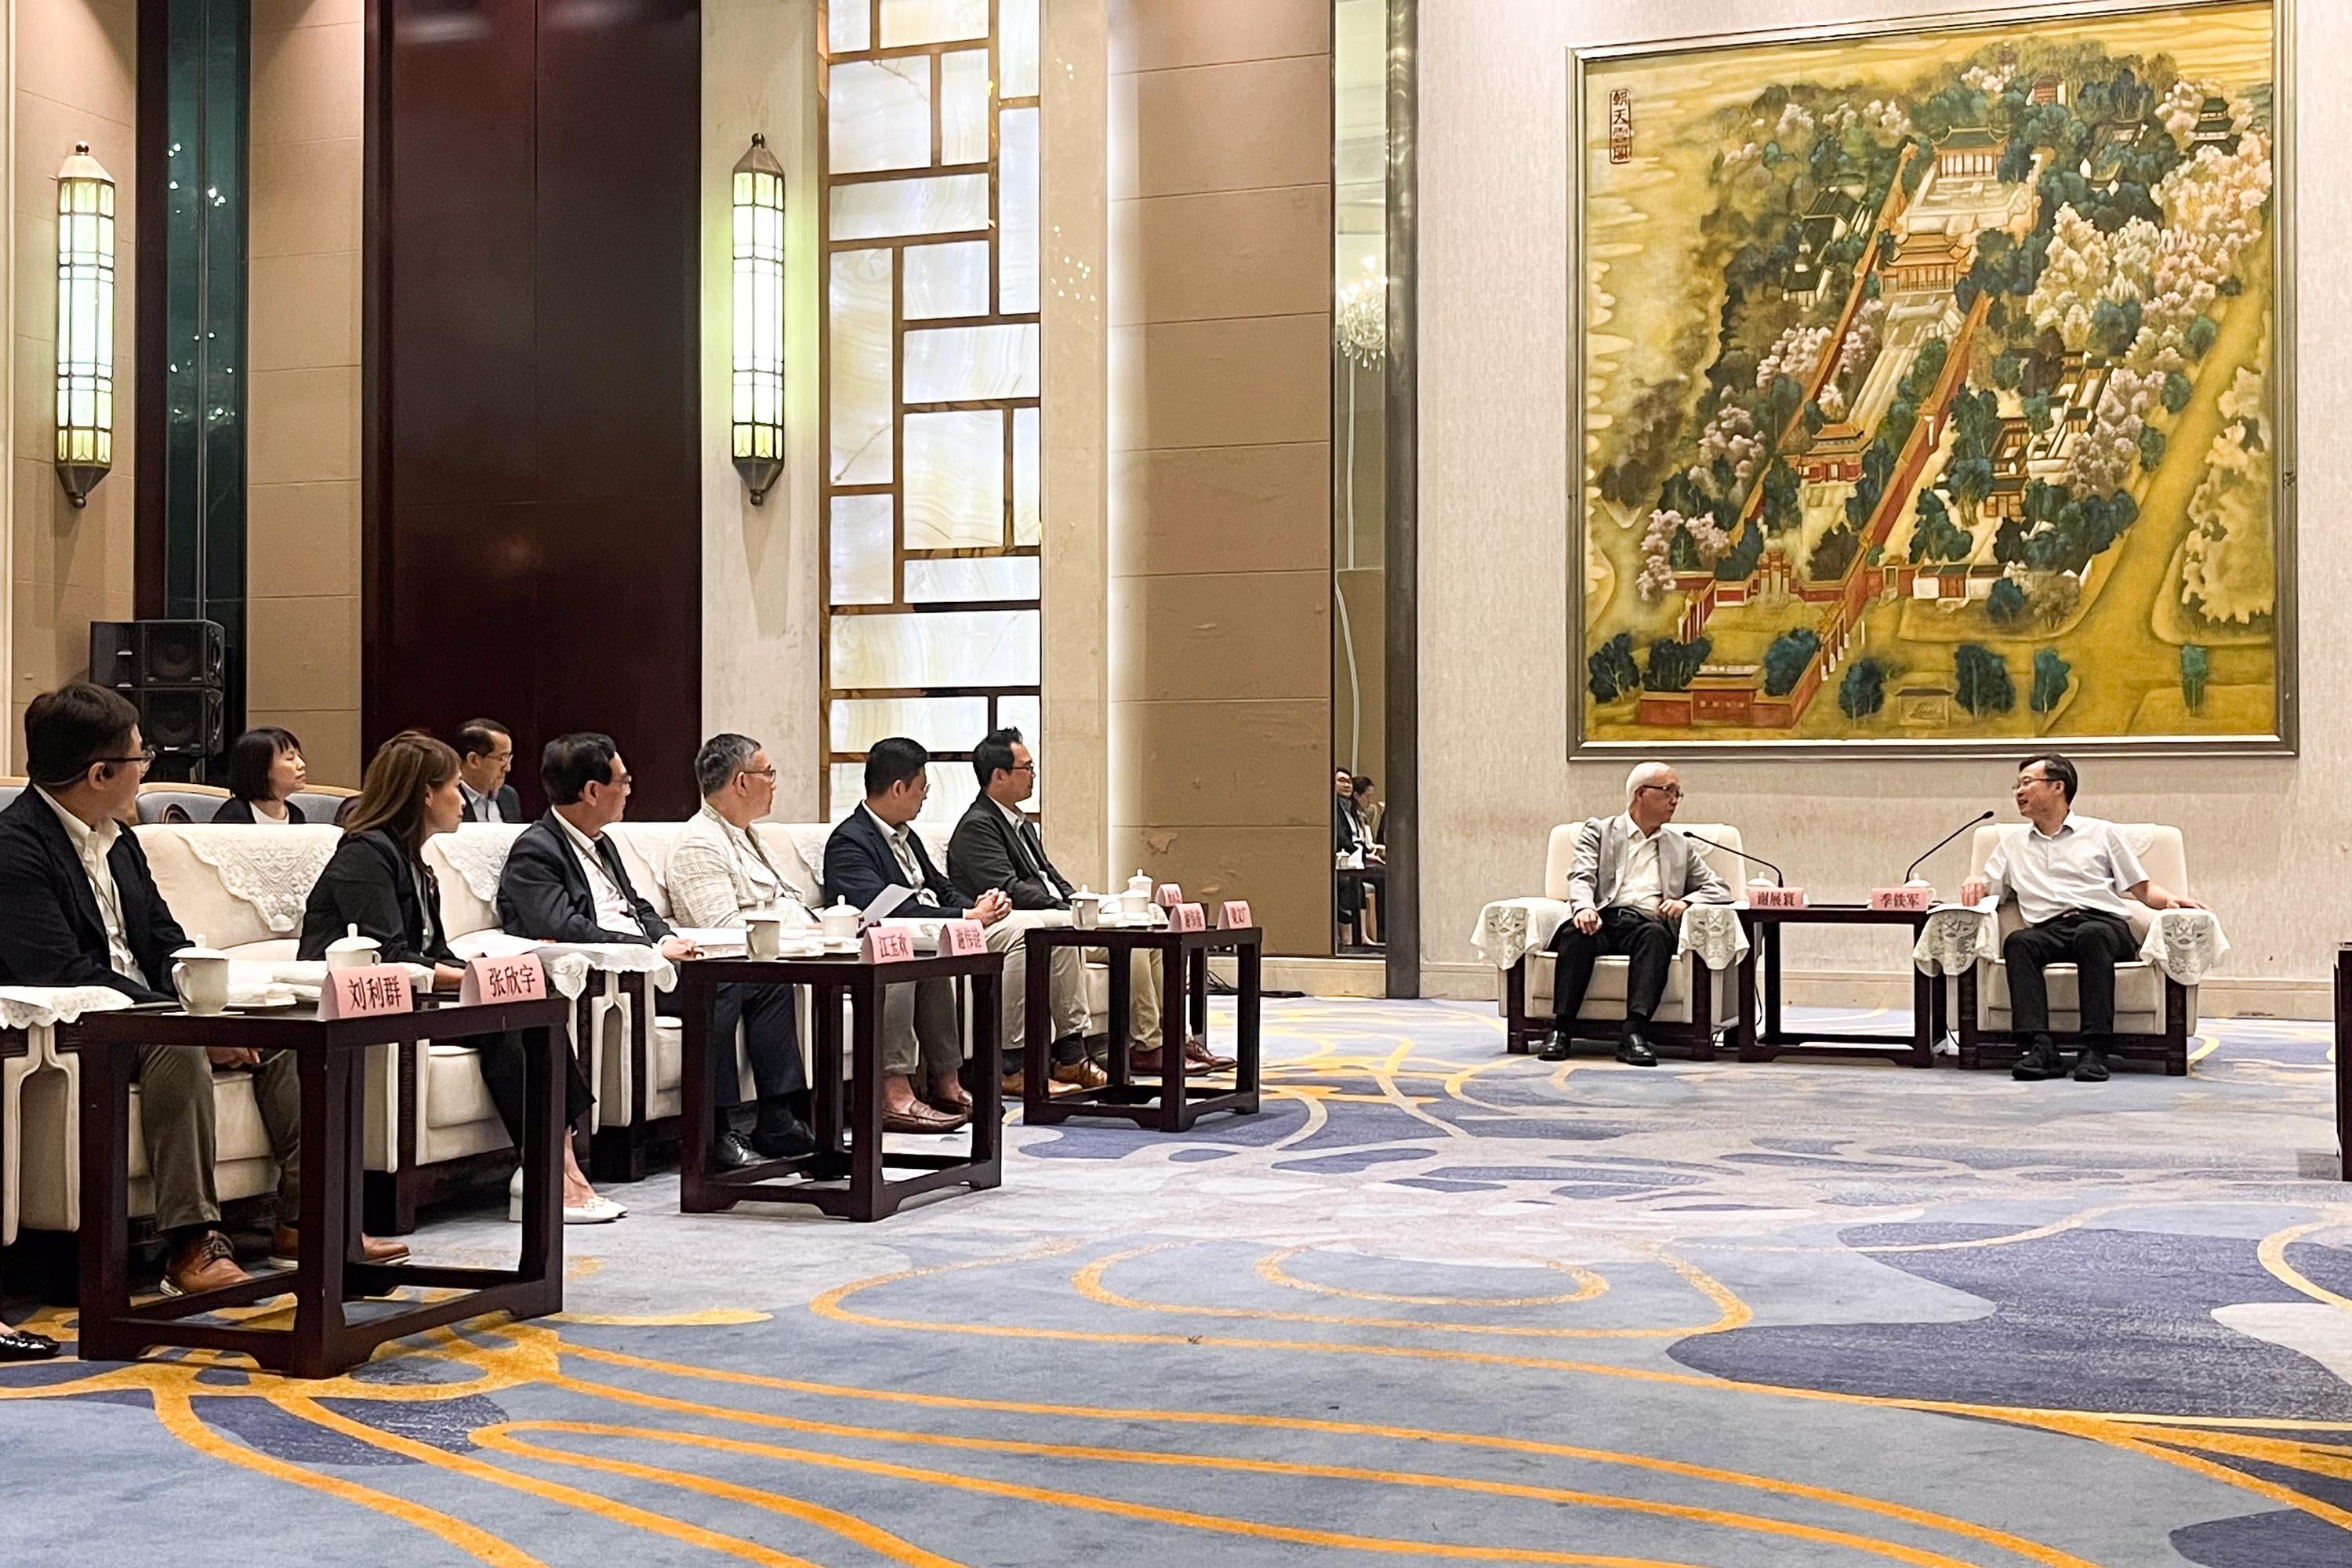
[1959,753,2207,1083]
[0,683,362,1307]
[1538,760,1731,1066]
[663,733,818,1167]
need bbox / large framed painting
[1570,0,2292,757]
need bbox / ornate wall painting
[1570,1,2291,756]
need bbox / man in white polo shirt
[1960,753,2206,1083]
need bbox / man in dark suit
[0,684,401,1307]
[494,734,808,1170]
[458,717,523,823]
[824,737,1026,1130]
[949,727,1231,1085]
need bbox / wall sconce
[55,142,116,508]
[731,132,786,505]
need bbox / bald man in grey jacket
[1541,762,1731,1066]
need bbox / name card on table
[862,924,916,964]
[459,953,547,1007]
[1171,902,1207,932]
[1155,883,1183,908]
[1869,886,1936,913]
[321,964,414,1020]
[1219,900,1254,930]
[1748,885,1808,910]
[942,919,989,956]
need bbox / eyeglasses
[738,766,778,782]
[1010,762,1036,775]
[97,748,158,771]
[1637,784,1684,801]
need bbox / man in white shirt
[1961,753,2207,1083]
[457,718,521,823]
[667,733,817,1162]
[1540,760,1732,1066]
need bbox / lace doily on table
[434,826,526,904]
[0,986,134,1031]
[1472,898,1747,971]
[537,942,677,993]
[172,826,342,934]
[1911,906,2228,986]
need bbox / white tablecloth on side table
[1471,898,1749,971]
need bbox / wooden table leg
[678,971,717,1212]
[289,1048,347,1379]
[2336,947,2351,1181]
[1105,942,1131,1089]
[1236,936,1262,1113]
[1734,949,1760,1061]
[1163,937,1190,1132]
[971,965,1003,1189]
[75,1040,132,1363]
[848,973,885,1221]
[1022,938,1051,1120]
[1909,954,1936,1069]
[517,1022,564,1291]
[812,982,846,1179]
[1762,924,1783,1049]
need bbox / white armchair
[1955,822,2198,1075]
[1497,822,1748,1059]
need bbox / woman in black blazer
[297,729,618,1224]
[213,728,308,823]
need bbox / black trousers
[2002,910,2137,1037]
[476,1031,597,1150]
[1548,906,1675,1033]
[678,982,808,1105]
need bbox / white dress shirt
[460,781,502,824]
[1610,814,1667,914]
[554,811,645,938]
[36,787,143,983]
[863,803,940,908]
[1981,812,2149,927]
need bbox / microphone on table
[1904,811,1996,885]
[1679,830,1780,887]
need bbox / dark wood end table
[1021,924,1263,1131]
[676,948,1004,1221]
[1737,906,1942,1068]
[61,993,573,1378]
[2336,945,2351,1181]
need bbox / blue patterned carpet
[3,999,2348,1567]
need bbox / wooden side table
[61,993,573,1378]
[1737,906,1940,1068]
[676,948,1004,1221]
[2336,945,2351,1181]
[1021,924,1262,1131]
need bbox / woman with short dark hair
[212,727,307,823]
[297,729,618,1224]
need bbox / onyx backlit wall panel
[365,0,701,815]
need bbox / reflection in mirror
[1334,0,1388,953]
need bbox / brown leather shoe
[1050,1058,1109,1089]
[999,1070,1025,1097]
[1125,1046,1165,1076]
[270,1226,412,1266]
[163,1230,250,1297]
[883,1100,967,1134]
[1185,1037,1237,1072]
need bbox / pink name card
[1155,883,1183,907]
[942,919,989,956]
[1748,885,1808,910]
[1171,902,1207,932]
[1219,900,1253,930]
[862,925,916,964]
[322,964,413,1019]
[1869,886,1935,913]
[459,953,547,1006]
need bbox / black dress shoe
[0,1327,60,1362]
[1614,1030,1658,1067]
[750,1111,817,1160]
[2071,1044,2111,1083]
[2013,1034,2063,1080]
[1535,1032,1573,1062]
[709,1129,763,1171]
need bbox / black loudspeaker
[89,619,228,761]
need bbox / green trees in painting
[1645,635,1713,693]
[2030,648,2072,716]
[1588,632,1642,705]
[2180,644,2209,713]
[1838,657,1891,721]
[1954,644,2015,715]
[1762,629,1823,698]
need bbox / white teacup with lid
[820,902,860,946]
[325,923,382,971]
[172,936,230,1016]
[1070,888,1102,929]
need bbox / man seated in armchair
[1959,753,2206,1084]
[0,684,404,1303]
[1539,761,1731,1067]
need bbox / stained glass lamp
[731,132,787,504]
[55,143,115,507]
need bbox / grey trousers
[136,1045,301,1235]
[880,978,962,1080]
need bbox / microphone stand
[1679,831,1780,886]
[1904,811,1997,885]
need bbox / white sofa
[1497,822,1748,1059]
[1955,822,2198,1075]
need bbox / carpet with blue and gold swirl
[3,998,2348,1566]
